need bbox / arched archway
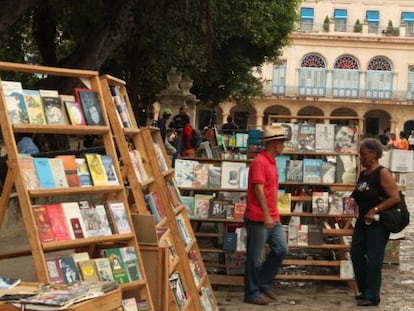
[364,110,391,137]
[298,106,324,116]
[263,105,291,125]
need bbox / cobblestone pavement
[1,173,414,310]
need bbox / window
[402,12,414,36]
[334,9,347,32]
[365,57,393,99]
[407,66,414,100]
[366,10,380,34]
[272,61,286,95]
[298,54,326,96]
[300,7,314,31]
[332,56,360,97]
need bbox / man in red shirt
[244,125,289,305]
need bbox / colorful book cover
[152,141,168,172]
[23,89,47,124]
[78,200,111,237]
[48,158,69,188]
[112,93,132,128]
[94,204,113,236]
[104,248,130,284]
[85,153,108,186]
[100,155,119,185]
[73,88,105,126]
[75,158,93,186]
[94,257,115,282]
[46,204,71,241]
[64,101,87,125]
[174,159,197,187]
[176,214,192,246]
[144,193,162,224]
[33,157,56,189]
[220,161,246,189]
[105,201,132,234]
[192,163,211,188]
[61,202,85,239]
[119,246,142,281]
[166,178,182,207]
[297,123,315,152]
[181,196,196,218]
[194,194,212,218]
[277,191,291,214]
[128,149,149,183]
[59,256,81,284]
[39,89,68,125]
[1,80,29,124]
[19,155,41,190]
[78,259,100,282]
[46,257,65,284]
[302,158,323,183]
[334,125,358,153]
[343,196,356,214]
[56,155,80,187]
[276,155,290,183]
[233,202,246,221]
[33,205,55,242]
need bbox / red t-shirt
[181,124,194,150]
[245,150,280,222]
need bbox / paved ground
[1,172,414,310]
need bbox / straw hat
[262,125,288,142]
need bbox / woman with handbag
[351,138,400,307]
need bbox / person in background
[408,130,414,150]
[221,115,239,135]
[398,131,409,150]
[387,132,400,149]
[172,105,189,135]
[180,114,195,157]
[351,138,400,307]
[157,108,172,142]
[244,125,289,306]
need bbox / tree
[353,19,362,33]
[323,16,330,32]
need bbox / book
[233,202,246,221]
[46,257,65,284]
[0,276,21,289]
[343,196,356,214]
[166,178,182,207]
[94,204,113,236]
[104,248,130,284]
[75,157,93,186]
[336,155,357,184]
[302,158,323,183]
[152,141,168,172]
[221,161,246,189]
[112,90,132,128]
[78,259,100,282]
[61,202,86,239]
[297,224,308,246]
[277,192,291,214]
[328,192,345,215]
[194,194,213,218]
[23,89,47,124]
[288,216,300,245]
[129,149,149,183]
[225,253,246,275]
[390,149,414,172]
[64,101,87,125]
[1,80,29,124]
[100,155,119,185]
[59,256,81,284]
[71,252,90,265]
[181,196,196,218]
[239,166,249,190]
[33,157,56,189]
[222,232,237,251]
[334,125,358,153]
[174,159,197,187]
[73,88,105,126]
[48,158,69,188]
[169,272,187,309]
[340,260,354,279]
[176,214,192,246]
[321,158,336,183]
[56,155,80,187]
[208,200,227,219]
[144,192,162,223]
[19,155,41,189]
[307,224,324,245]
[122,297,138,311]
[105,201,132,234]
[119,246,142,281]
[192,163,211,188]
[85,153,108,186]
[312,192,329,215]
[208,166,222,188]
[235,227,247,252]
[39,89,67,125]
[276,155,290,183]
[32,205,55,242]
[78,201,112,237]
[297,123,315,151]
[94,257,115,282]
[315,123,335,152]
[286,159,303,182]
[46,204,71,241]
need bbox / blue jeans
[244,220,288,301]
[351,219,390,301]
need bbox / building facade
[208,0,414,137]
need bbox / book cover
[208,166,222,188]
[46,257,65,284]
[321,159,336,183]
[94,204,113,236]
[61,202,85,239]
[144,193,162,224]
[297,224,308,246]
[286,159,303,182]
[122,297,138,311]
[46,204,70,241]
[112,92,132,128]
[174,159,197,187]
[39,89,67,125]
[312,192,329,215]
[152,141,168,172]
[73,88,105,126]
[129,149,149,183]
[239,166,249,190]
[100,155,120,185]
[119,246,142,281]
[166,178,182,207]
[222,232,237,251]
[343,196,356,214]
[169,272,187,309]
[56,155,80,187]
[235,227,247,252]
[390,149,414,172]
[33,157,56,189]
[297,123,315,152]
[340,260,354,279]
[194,194,213,218]
[19,155,41,190]
[0,276,21,289]
[233,202,246,221]
[208,200,227,219]
[105,201,132,234]
[64,101,87,125]
[225,253,246,275]
[221,161,246,189]
[276,155,290,183]
[315,123,335,152]
[176,214,192,246]
[288,216,300,245]
[181,196,196,218]
[302,158,323,183]
[85,153,108,186]
[78,259,100,282]
[71,252,90,265]
[23,89,47,124]
[334,125,358,153]
[104,248,130,284]
[32,205,55,242]
[59,256,81,284]
[75,158,93,186]
[48,158,69,188]
[336,155,357,184]
[277,191,291,214]
[1,80,29,124]
[188,249,204,279]
[307,224,324,245]
[78,200,111,237]
[328,192,345,215]
[94,257,115,282]
[149,191,165,218]
[192,163,211,188]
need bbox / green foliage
[354,19,362,33]
[323,16,330,32]
[386,20,400,36]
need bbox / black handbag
[379,191,410,233]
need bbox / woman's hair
[360,138,383,158]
